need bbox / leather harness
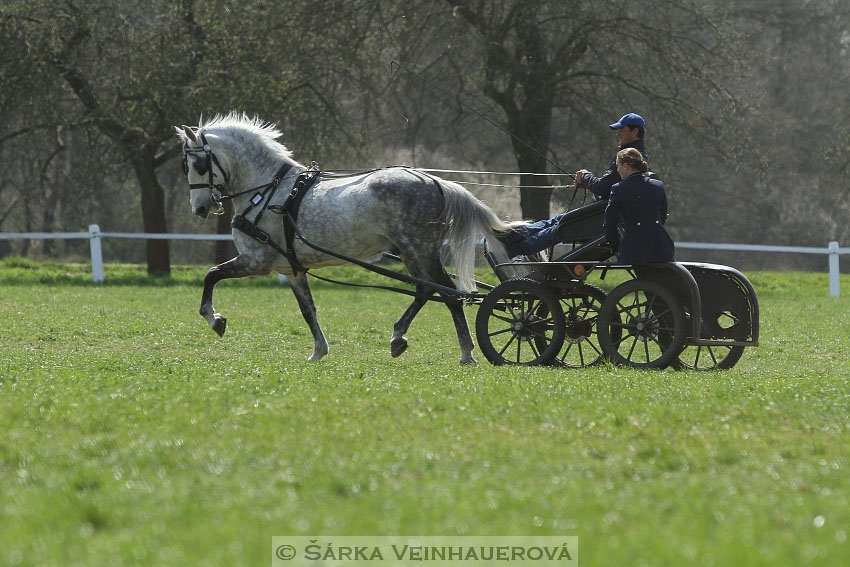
[230,163,319,276]
[182,132,318,276]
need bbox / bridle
[182,130,302,217]
[182,131,231,215]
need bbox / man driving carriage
[498,112,651,259]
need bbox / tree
[5,0,211,274]
[437,0,741,220]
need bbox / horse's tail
[434,178,523,293]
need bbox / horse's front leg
[200,254,269,337]
[287,272,329,361]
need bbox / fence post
[828,241,840,297]
[89,224,104,283]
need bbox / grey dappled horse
[175,113,516,363]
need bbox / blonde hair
[617,147,648,174]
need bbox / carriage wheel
[674,345,745,370]
[597,279,686,369]
[475,279,566,366]
[673,308,748,370]
[534,284,608,368]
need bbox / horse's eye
[193,157,209,176]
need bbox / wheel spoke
[693,345,703,367]
[525,323,554,341]
[648,306,673,323]
[626,335,639,360]
[646,291,658,312]
[490,312,518,324]
[559,342,573,364]
[611,326,634,348]
[488,327,514,338]
[498,332,519,356]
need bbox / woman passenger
[603,147,675,264]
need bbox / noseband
[182,131,230,214]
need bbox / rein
[180,134,589,287]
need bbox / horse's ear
[182,125,197,142]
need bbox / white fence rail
[0,224,848,296]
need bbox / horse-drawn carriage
[178,114,758,370]
[475,199,759,370]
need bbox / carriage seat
[551,200,614,262]
[554,200,606,243]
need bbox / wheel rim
[476,280,566,366]
[598,280,685,369]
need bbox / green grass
[1,259,849,566]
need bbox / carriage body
[477,201,759,370]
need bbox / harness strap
[280,168,319,258]
[231,214,307,275]
[231,167,319,276]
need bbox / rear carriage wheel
[534,284,608,368]
[673,307,748,370]
[597,279,686,369]
[475,279,566,366]
[674,345,745,371]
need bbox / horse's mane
[198,112,294,160]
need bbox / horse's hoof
[213,316,227,337]
[391,337,408,358]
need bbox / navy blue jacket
[581,139,648,201]
[604,172,674,264]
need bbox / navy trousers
[499,213,568,257]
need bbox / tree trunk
[131,150,171,276]
[516,151,553,220]
[507,94,555,220]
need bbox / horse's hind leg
[391,286,434,357]
[444,296,476,364]
[200,254,268,336]
[288,273,329,361]
[395,255,476,364]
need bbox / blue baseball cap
[610,113,645,130]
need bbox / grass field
[1,257,849,566]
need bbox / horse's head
[175,125,230,219]
[176,113,298,219]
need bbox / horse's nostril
[196,206,208,217]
